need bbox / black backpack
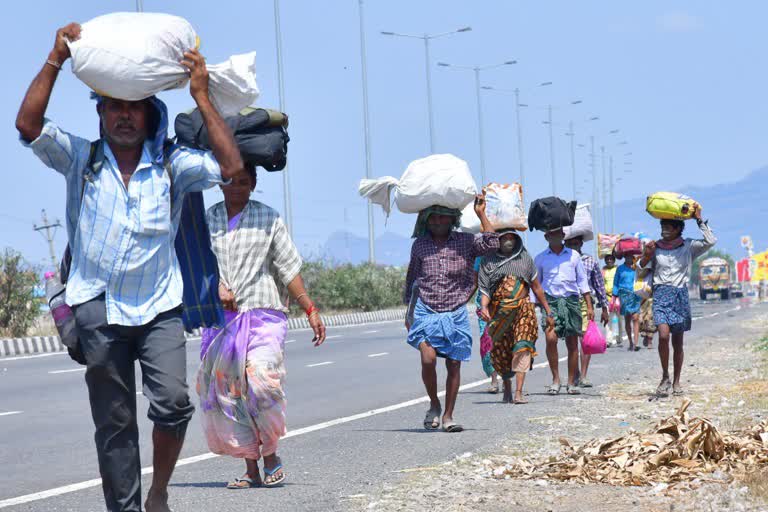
[174,107,289,171]
[527,197,577,232]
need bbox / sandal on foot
[513,396,529,404]
[424,407,441,430]
[566,385,581,395]
[487,384,500,394]
[579,379,593,388]
[227,476,259,489]
[442,421,464,433]
[672,386,685,396]
[263,459,286,487]
[656,380,671,397]
[547,384,562,395]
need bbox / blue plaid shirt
[22,102,225,326]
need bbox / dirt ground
[348,307,768,512]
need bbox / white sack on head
[459,202,480,234]
[68,12,259,117]
[359,154,477,216]
[563,203,594,242]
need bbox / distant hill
[608,166,768,259]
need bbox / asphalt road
[0,298,754,511]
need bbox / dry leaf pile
[501,400,768,487]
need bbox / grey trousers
[73,295,194,512]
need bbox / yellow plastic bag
[646,192,698,220]
[634,268,652,300]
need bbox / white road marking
[0,352,68,362]
[0,354,576,509]
[48,368,86,375]
[368,352,388,358]
[325,335,342,340]
[0,411,23,417]
[285,339,296,344]
[363,330,380,334]
[306,361,334,368]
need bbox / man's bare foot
[145,488,171,512]
[513,391,528,404]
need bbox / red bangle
[305,305,319,317]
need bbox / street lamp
[381,26,472,153]
[358,0,375,263]
[273,0,293,236]
[438,60,517,186]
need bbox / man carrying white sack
[16,23,242,512]
[404,196,499,433]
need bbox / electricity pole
[34,209,62,276]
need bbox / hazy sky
[3,0,766,269]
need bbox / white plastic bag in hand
[359,154,477,216]
[68,12,259,117]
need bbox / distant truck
[698,257,731,300]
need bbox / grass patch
[756,336,768,352]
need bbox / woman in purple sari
[198,165,326,488]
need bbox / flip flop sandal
[442,422,464,433]
[672,387,685,396]
[487,384,500,394]
[547,384,562,395]
[263,460,286,487]
[579,379,593,388]
[513,397,529,404]
[656,381,671,397]
[423,408,441,430]
[227,476,258,489]
[566,385,581,395]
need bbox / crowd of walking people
[15,19,718,512]
[403,192,716,433]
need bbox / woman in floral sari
[478,230,554,404]
[198,166,326,489]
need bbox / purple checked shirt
[581,253,608,308]
[404,232,500,312]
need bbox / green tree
[691,249,735,287]
[0,249,41,337]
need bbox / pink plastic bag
[582,320,606,355]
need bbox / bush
[0,249,41,337]
[294,262,406,314]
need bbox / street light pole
[273,0,293,236]
[609,155,615,232]
[357,0,375,264]
[590,136,599,259]
[474,68,487,186]
[381,27,471,154]
[423,36,435,153]
[547,105,556,196]
[568,120,576,200]
[601,145,607,231]
[514,88,525,190]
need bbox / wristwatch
[546,311,555,319]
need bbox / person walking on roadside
[564,235,609,388]
[614,255,642,351]
[478,230,554,404]
[602,254,623,347]
[16,23,243,512]
[404,195,498,433]
[474,258,499,393]
[638,206,716,397]
[197,165,326,489]
[534,228,594,395]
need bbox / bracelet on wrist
[46,59,62,70]
[305,305,319,317]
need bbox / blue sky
[3,0,767,269]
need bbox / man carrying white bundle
[16,23,242,512]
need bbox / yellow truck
[698,257,731,300]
